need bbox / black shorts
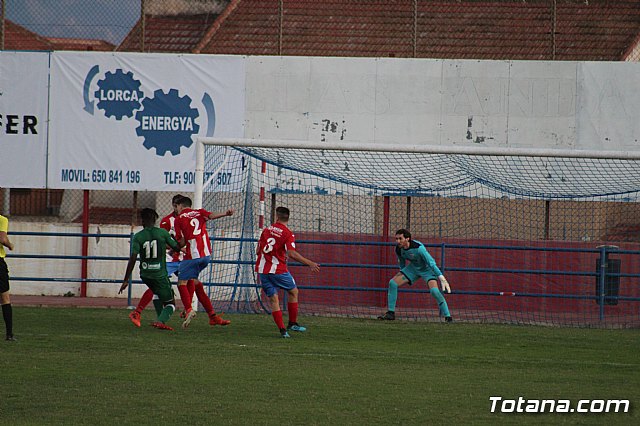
[0,257,10,293]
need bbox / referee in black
[0,214,15,341]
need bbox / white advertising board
[245,56,640,152]
[577,61,640,151]
[0,51,49,188]
[48,52,245,190]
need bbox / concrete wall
[7,221,129,297]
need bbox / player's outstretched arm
[394,246,406,269]
[119,252,138,294]
[167,233,181,251]
[288,250,320,273]
[165,231,183,255]
[419,246,443,276]
[208,209,235,221]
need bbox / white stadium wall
[244,56,640,152]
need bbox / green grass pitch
[2,307,638,425]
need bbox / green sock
[152,299,163,316]
[157,304,175,324]
[388,280,398,312]
[429,287,451,317]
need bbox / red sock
[272,310,285,329]
[187,279,196,301]
[195,282,215,315]
[136,288,154,313]
[287,302,299,324]
[177,285,192,311]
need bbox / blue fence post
[596,245,621,321]
[440,242,446,273]
[127,232,134,307]
[597,245,607,321]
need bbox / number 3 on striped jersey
[262,237,276,253]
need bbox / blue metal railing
[6,232,640,321]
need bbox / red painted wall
[291,233,640,322]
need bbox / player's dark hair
[276,206,290,221]
[172,194,185,204]
[178,196,192,207]
[395,228,411,239]
[140,208,159,226]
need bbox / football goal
[194,137,640,328]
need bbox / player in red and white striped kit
[256,206,319,338]
[174,196,234,328]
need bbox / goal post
[195,136,640,327]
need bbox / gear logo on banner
[83,65,217,157]
[93,69,144,120]
[135,89,200,156]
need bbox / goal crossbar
[197,137,640,159]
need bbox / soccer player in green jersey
[119,208,182,330]
[378,229,453,322]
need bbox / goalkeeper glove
[438,275,451,293]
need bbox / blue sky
[6,0,141,45]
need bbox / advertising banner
[48,52,245,190]
[0,51,49,188]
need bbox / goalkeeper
[378,229,452,322]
